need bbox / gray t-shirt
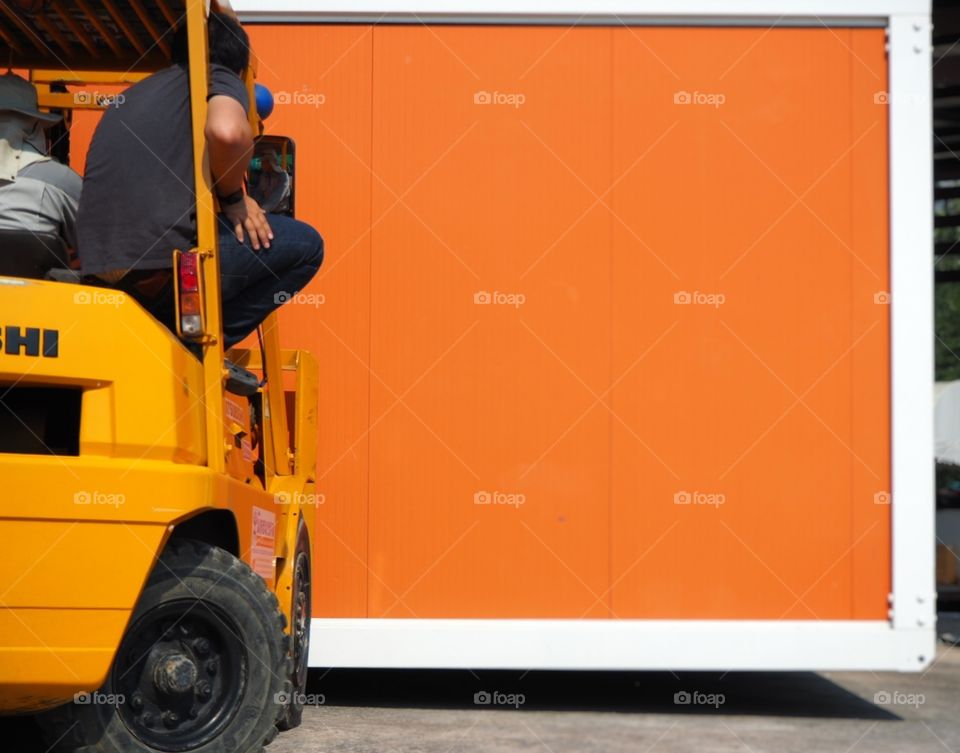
[0,158,82,249]
[77,64,249,276]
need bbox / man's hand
[222,195,274,250]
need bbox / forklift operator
[77,12,323,347]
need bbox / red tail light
[179,251,199,292]
[176,251,203,337]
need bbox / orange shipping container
[71,1,936,671]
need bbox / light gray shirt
[0,159,82,250]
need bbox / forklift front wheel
[277,519,311,731]
[40,538,291,753]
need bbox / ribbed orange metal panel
[608,26,890,619]
[70,23,891,620]
[247,25,374,617]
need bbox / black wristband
[217,188,245,206]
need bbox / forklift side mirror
[249,135,296,217]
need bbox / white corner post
[889,12,936,660]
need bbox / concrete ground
[5,626,960,752]
[266,644,960,753]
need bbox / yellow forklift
[0,2,316,751]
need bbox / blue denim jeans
[93,214,323,350]
[218,213,324,347]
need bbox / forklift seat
[0,229,69,279]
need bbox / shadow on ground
[301,667,895,719]
[0,668,896,751]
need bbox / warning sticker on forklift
[224,398,246,426]
[251,507,276,580]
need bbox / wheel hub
[153,653,198,696]
[111,601,246,752]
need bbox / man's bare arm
[205,93,272,249]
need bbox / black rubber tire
[277,520,311,731]
[38,538,291,753]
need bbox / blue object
[255,83,274,120]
